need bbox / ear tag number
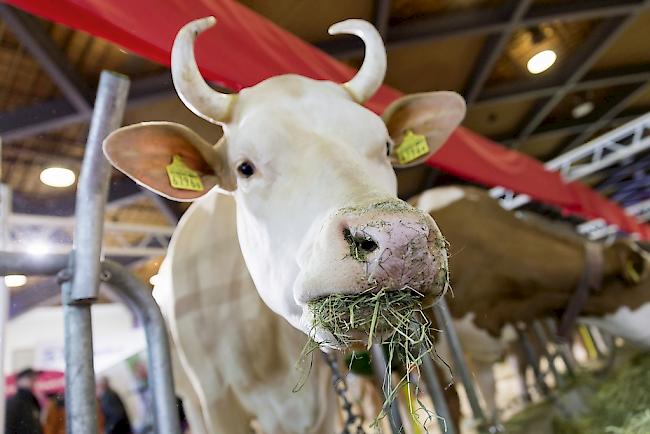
[166,155,204,192]
[396,130,430,164]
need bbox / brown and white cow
[103,17,464,347]
[415,185,650,422]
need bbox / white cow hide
[154,189,336,433]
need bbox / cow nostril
[359,239,378,253]
[343,229,379,262]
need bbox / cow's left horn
[171,17,236,124]
[328,19,387,104]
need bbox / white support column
[0,183,12,430]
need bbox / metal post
[101,260,180,434]
[0,182,11,430]
[531,320,564,388]
[370,344,404,433]
[421,355,456,434]
[516,326,550,396]
[64,71,129,434]
[544,318,577,377]
[433,299,486,422]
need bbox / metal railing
[0,72,180,434]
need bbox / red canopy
[7,0,649,238]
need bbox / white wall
[5,303,146,374]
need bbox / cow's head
[104,18,465,345]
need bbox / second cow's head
[104,17,466,343]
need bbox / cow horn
[328,19,387,104]
[171,17,235,124]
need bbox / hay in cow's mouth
[297,287,441,431]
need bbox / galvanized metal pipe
[531,320,564,388]
[0,251,68,276]
[516,326,550,396]
[0,184,11,430]
[370,344,404,433]
[64,71,129,434]
[433,299,486,422]
[544,318,577,377]
[101,260,180,434]
[70,71,129,301]
[421,355,456,434]
[62,272,98,434]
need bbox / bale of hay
[506,351,650,434]
[559,351,650,434]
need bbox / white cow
[104,18,465,345]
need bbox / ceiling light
[572,101,594,119]
[4,274,27,288]
[40,167,76,188]
[149,274,159,286]
[527,50,557,74]
[27,241,52,256]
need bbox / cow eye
[385,141,392,156]
[236,160,255,178]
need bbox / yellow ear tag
[165,155,204,192]
[396,130,430,165]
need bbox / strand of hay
[297,286,441,431]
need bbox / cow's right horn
[329,19,387,104]
[171,17,236,124]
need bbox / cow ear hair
[383,91,466,168]
[103,121,235,201]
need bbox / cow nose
[343,228,379,259]
[339,211,436,286]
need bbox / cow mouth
[305,286,437,349]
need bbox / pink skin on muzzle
[296,200,448,308]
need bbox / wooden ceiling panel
[385,34,486,94]
[0,22,59,111]
[463,99,536,138]
[592,10,650,70]
[237,0,374,42]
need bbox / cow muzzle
[296,199,448,308]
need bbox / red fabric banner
[6,0,649,238]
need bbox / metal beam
[513,12,642,147]
[373,0,391,39]
[0,73,174,142]
[477,63,650,107]
[558,82,650,152]
[494,106,650,146]
[0,5,93,112]
[11,175,142,216]
[464,0,534,104]
[315,0,645,59]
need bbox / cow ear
[103,122,235,201]
[383,91,466,168]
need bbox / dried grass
[296,286,441,431]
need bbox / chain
[320,351,367,434]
